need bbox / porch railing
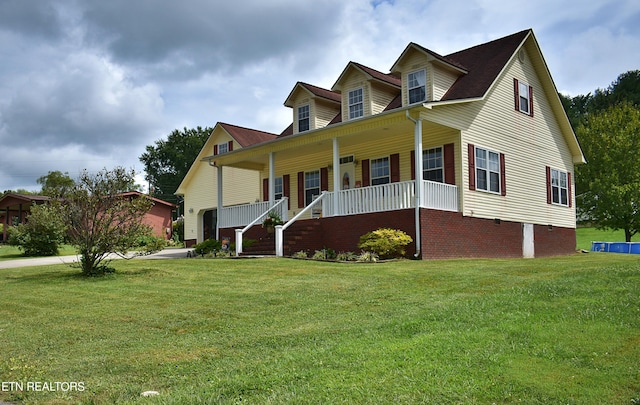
[232,198,288,255]
[220,180,458,255]
[420,180,459,212]
[323,179,458,216]
[275,191,329,257]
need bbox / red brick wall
[533,224,576,257]
[219,208,576,259]
[420,209,523,259]
[319,210,416,256]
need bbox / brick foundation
[219,208,576,259]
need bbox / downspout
[406,110,422,258]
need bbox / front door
[340,156,356,190]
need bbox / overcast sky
[1,0,638,193]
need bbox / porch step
[240,220,323,256]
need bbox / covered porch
[208,107,462,256]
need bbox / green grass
[576,227,640,251]
[1,254,639,404]
[0,244,77,261]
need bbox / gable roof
[441,29,530,101]
[284,82,341,108]
[0,193,50,210]
[332,61,401,92]
[219,122,278,147]
[118,191,177,208]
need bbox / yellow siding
[179,128,261,243]
[394,50,431,106]
[371,83,398,114]
[315,99,340,128]
[340,72,371,119]
[428,48,576,228]
[259,127,459,218]
[432,67,459,101]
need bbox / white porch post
[216,165,223,240]
[269,152,275,205]
[332,137,340,215]
[275,225,284,257]
[414,119,423,207]
[411,115,423,258]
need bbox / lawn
[576,227,640,251]
[0,254,639,404]
[0,244,77,262]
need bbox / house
[118,192,178,240]
[0,193,51,242]
[176,29,584,259]
[0,191,177,242]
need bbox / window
[298,105,310,132]
[519,81,530,114]
[423,147,443,182]
[274,176,283,200]
[475,147,500,193]
[348,88,363,119]
[551,169,568,206]
[408,69,426,104]
[371,157,390,185]
[217,142,228,155]
[514,78,533,116]
[304,170,320,206]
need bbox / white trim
[474,145,501,194]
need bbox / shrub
[8,203,66,256]
[136,235,167,254]
[358,228,413,259]
[312,247,336,261]
[291,250,308,259]
[193,239,222,256]
[357,251,379,263]
[336,251,357,261]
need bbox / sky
[1,0,639,193]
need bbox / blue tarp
[591,242,640,254]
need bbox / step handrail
[275,191,328,256]
[235,197,288,255]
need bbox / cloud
[0,0,639,192]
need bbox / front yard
[0,253,638,404]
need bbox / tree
[8,203,66,256]
[59,167,154,275]
[575,102,640,242]
[139,126,212,207]
[37,170,75,197]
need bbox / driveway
[0,248,193,269]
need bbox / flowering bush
[262,211,284,228]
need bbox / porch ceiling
[207,110,454,170]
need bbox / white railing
[219,199,287,228]
[231,198,288,255]
[420,180,459,212]
[276,192,329,257]
[322,180,458,216]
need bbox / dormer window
[408,69,426,104]
[348,88,364,119]
[298,105,310,132]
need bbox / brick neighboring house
[177,29,585,259]
[1,191,176,242]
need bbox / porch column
[332,138,340,216]
[216,165,223,240]
[413,117,423,258]
[414,119,424,207]
[269,152,275,204]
